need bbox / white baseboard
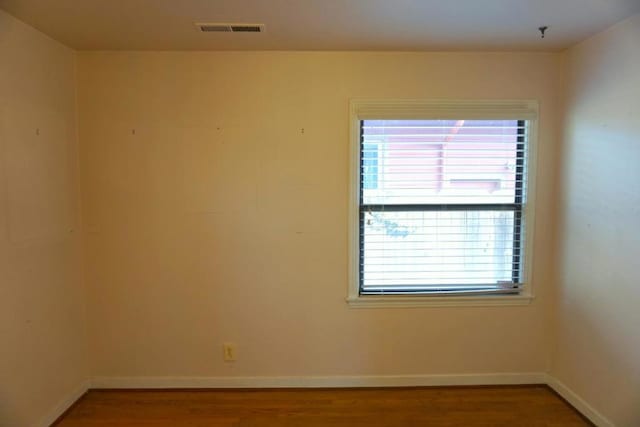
[546,375,614,427]
[90,372,546,389]
[35,380,89,427]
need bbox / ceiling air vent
[196,23,264,33]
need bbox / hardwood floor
[54,386,592,426]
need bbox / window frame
[347,99,539,308]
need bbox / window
[348,100,538,307]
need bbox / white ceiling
[1,0,639,51]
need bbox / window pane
[362,141,379,190]
[361,120,524,205]
[361,210,517,290]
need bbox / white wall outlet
[223,342,237,362]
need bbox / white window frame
[347,99,539,308]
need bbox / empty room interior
[1,0,639,426]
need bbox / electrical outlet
[223,343,237,362]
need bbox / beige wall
[553,14,640,427]
[0,9,87,427]
[77,51,562,378]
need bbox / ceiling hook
[538,26,548,39]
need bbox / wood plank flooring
[54,385,592,426]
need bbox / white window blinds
[359,119,530,295]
